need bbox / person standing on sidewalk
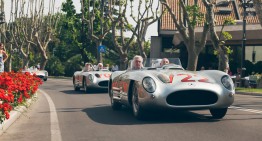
[0,43,8,72]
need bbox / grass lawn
[235,87,262,94]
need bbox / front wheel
[132,83,145,120]
[73,78,80,91]
[83,78,89,93]
[209,108,228,119]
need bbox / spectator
[200,66,205,71]
[132,55,143,70]
[0,43,8,72]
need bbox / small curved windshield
[127,58,183,70]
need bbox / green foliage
[185,5,204,27]
[45,57,65,76]
[222,31,232,40]
[223,17,236,26]
[62,0,76,18]
[127,40,150,60]
[64,54,83,77]
[213,46,233,55]
[225,46,233,54]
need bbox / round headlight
[142,77,156,93]
[88,74,94,82]
[221,75,234,90]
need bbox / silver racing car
[73,64,112,93]
[109,58,235,119]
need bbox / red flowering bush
[0,71,42,123]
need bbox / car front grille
[166,90,218,106]
[98,81,109,87]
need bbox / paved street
[0,78,262,141]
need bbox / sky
[4,0,158,40]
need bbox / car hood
[151,70,217,84]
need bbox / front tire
[73,77,80,91]
[209,108,228,119]
[83,78,89,93]
[132,82,145,120]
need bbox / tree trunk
[39,48,48,70]
[218,46,229,72]
[138,40,147,59]
[23,58,29,68]
[7,44,12,72]
[119,54,128,70]
[187,51,198,71]
[41,58,48,70]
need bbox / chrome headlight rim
[142,77,156,93]
[221,75,234,91]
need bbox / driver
[160,58,169,67]
[132,55,143,70]
[83,63,92,72]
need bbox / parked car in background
[109,58,235,120]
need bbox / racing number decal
[104,73,111,78]
[99,73,111,78]
[177,74,209,83]
[177,74,195,82]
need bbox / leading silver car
[109,58,235,119]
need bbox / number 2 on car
[177,74,209,83]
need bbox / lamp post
[241,0,248,78]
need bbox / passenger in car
[83,63,92,72]
[97,63,103,71]
[132,55,143,70]
[160,58,169,67]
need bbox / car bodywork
[73,69,112,92]
[109,58,235,119]
[22,69,48,81]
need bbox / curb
[0,94,37,136]
[236,91,262,96]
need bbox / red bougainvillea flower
[0,71,42,122]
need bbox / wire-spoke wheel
[83,79,88,93]
[209,108,228,119]
[73,78,80,91]
[132,83,145,120]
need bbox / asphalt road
[0,78,262,141]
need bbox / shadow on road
[60,89,108,95]
[82,105,220,125]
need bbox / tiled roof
[160,0,260,31]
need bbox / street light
[240,0,252,78]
